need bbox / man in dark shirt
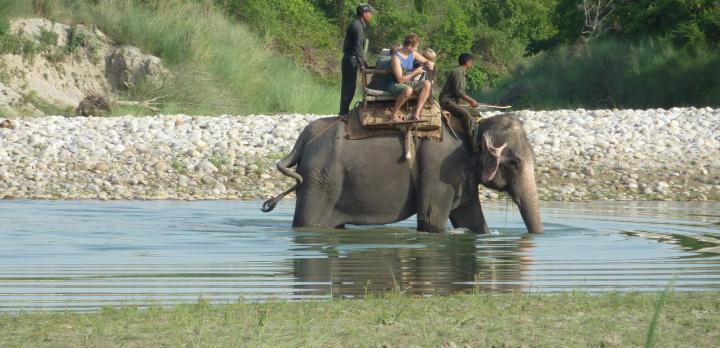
[440,53,480,140]
[339,3,374,115]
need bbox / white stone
[196,160,218,173]
[85,183,100,193]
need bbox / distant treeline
[217,0,720,109]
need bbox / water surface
[0,200,719,312]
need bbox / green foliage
[66,26,91,53]
[0,33,39,60]
[0,34,22,55]
[480,37,720,109]
[22,90,74,115]
[553,0,720,49]
[170,159,188,174]
[218,0,341,78]
[209,153,230,168]
[3,0,719,112]
[0,17,9,36]
[14,0,340,115]
[0,0,32,20]
[38,29,58,46]
[44,47,67,62]
[31,0,56,16]
[217,0,558,90]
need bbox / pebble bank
[0,108,718,201]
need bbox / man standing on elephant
[440,53,480,143]
[339,3,375,116]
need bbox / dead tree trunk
[581,0,616,39]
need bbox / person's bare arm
[462,95,479,107]
[414,54,434,71]
[391,56,423,84]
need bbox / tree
[581,0,616,38]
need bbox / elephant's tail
[261,185,296,212]
[276,145,304,186]
[261,141,304,212]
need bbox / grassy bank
[478,38,720,109]
[1,292,718,347]
[0,0,339,115]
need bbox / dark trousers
[339,56,359,115]
[442,100,474,135]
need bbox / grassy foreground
[1,292,718,347]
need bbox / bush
[38,28,58,47]
[480,37,720,109]
[0,34,23,55]
[0,17,10,36]
[219,0,341,78]
[65,26,94,54]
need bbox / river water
[0,200,718,312]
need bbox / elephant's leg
[449,197,490,234]
[416,190,454,233]
[293,189,343,228]
[293,170,344,228]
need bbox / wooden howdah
[359,100,445,131]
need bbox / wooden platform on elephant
[344,101,445,141]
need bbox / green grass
[0,292,718,347]
[0,0,340,115]
[209,153,231,168]
[478,37,720,109]
[21,91,74,115]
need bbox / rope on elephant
[401,122,421,161]
[404,127,413,160]
[306,117,344,146]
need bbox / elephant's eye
[506,158,520,169]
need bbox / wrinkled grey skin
[263,113,542,234]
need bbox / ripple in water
[0,200,718,312]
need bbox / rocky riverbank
[0,108,718,201]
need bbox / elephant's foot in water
[416,207,453,233]
[449,199,491,234]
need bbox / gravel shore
[0,108,718,201]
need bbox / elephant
[261,113,543,234]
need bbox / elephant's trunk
[512,164,543,234]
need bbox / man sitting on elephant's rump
[387,33,435,123]
[440,53,481,145]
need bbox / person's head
[422,48,436,62]
[356,3,375,23]
[459,53,473,68]
[403,33,421,52]
[390,44,402,55]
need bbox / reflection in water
[0,200,718,312]
[292,231,537,296]
[624,231,720,255]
